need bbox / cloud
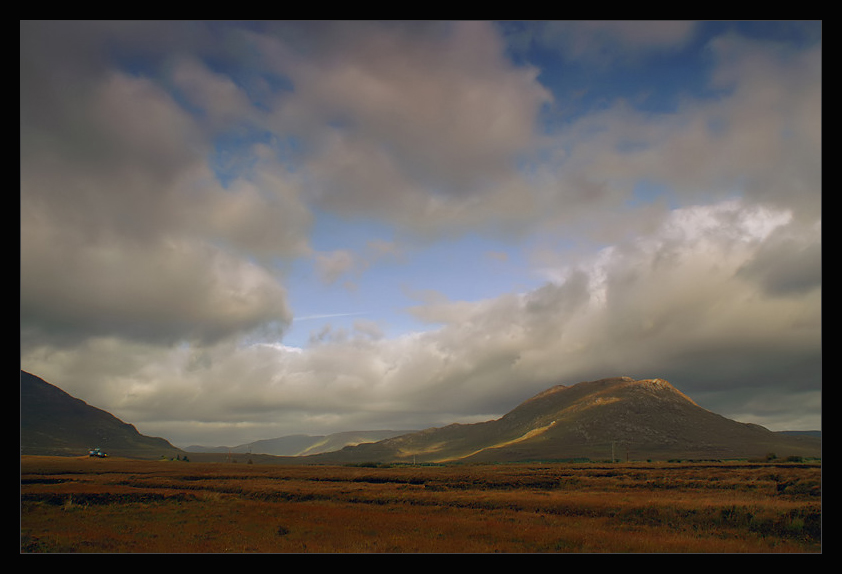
[532,29,822,232]
[315,250,358,286]
[312,239,405,290]
[497,27,821,253]
[20,232,293,347]
[20,22,309,348]
[168,54,262,131]
[22,196,819,445]
[238,21,552,231]
[20,22,821,445]
[537,21,698,65]
[353,319,385,341]
[398,199,820,422]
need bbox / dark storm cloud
[736,222,822,297]
[20,21,306,348]
[20,21,820,446]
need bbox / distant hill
[185,430,416,457]
[20,370,182,459]
[779,430,822,439]
[298,377,822,464]
[21,371,821,464]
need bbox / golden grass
[20,456,820,553]
[438,421,559,463]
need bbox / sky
[20,21,821,448]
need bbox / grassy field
[20,456,821,553]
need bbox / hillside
[300,377,822,464]
[185,430,414,456]
[20,370,182,459]
[20,371,821,464]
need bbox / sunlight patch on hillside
[438,421,559,462]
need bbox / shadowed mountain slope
[20,370,182,459]
[300,377,821,464]
[21,371,820,463]
[185,430,415,457]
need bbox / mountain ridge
[20,370,182,459]
[20,371,821,463]
[295,376,821,464]
[184,430,417,456]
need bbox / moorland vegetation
[21,455,820,553]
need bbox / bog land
[20,456,820,553]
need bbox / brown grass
[20,456,821,553]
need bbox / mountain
[185,430,415,456]
[780,430,822,439]
[20,370,183,459]
[299,377,822,464]
[21,371,821,464]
